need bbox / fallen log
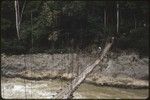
[53,37,114,99]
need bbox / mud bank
[1,53,149,89]
[2,70,148,89]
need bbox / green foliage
[1,18,11,31]
[1,1,149,56]
[1,39,27,54]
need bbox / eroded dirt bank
[1,53,149,88]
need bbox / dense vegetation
[1,1,149,56]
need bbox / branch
[20,0,26,25]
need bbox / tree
[14,0,20,40]
[1,1,149,55]
[116,2,119,33]
[14,0,26,40]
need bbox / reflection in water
[1,78,149,99]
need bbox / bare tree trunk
[117,3,119,33]
[31,11,33,48]
[134,14,137,29]
[104,8,107,33]
[15,0,20,40]
[14,0,26,40]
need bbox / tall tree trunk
[14,0,26,40]
[31,11,33,48]
[134,14,137,29]
[117,3,119,33]
[104,8,107,33]
[15,0,20,40]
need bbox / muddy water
[1,78,148,99]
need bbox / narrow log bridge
[53,37,114,99]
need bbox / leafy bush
[1,39,27,54]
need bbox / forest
[1,0,149,99]
[1,0,149,56]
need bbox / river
[1,77,148,99]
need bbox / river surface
[1,77,148,99]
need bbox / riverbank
[1,53,149,89]
[2,71,148,89]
